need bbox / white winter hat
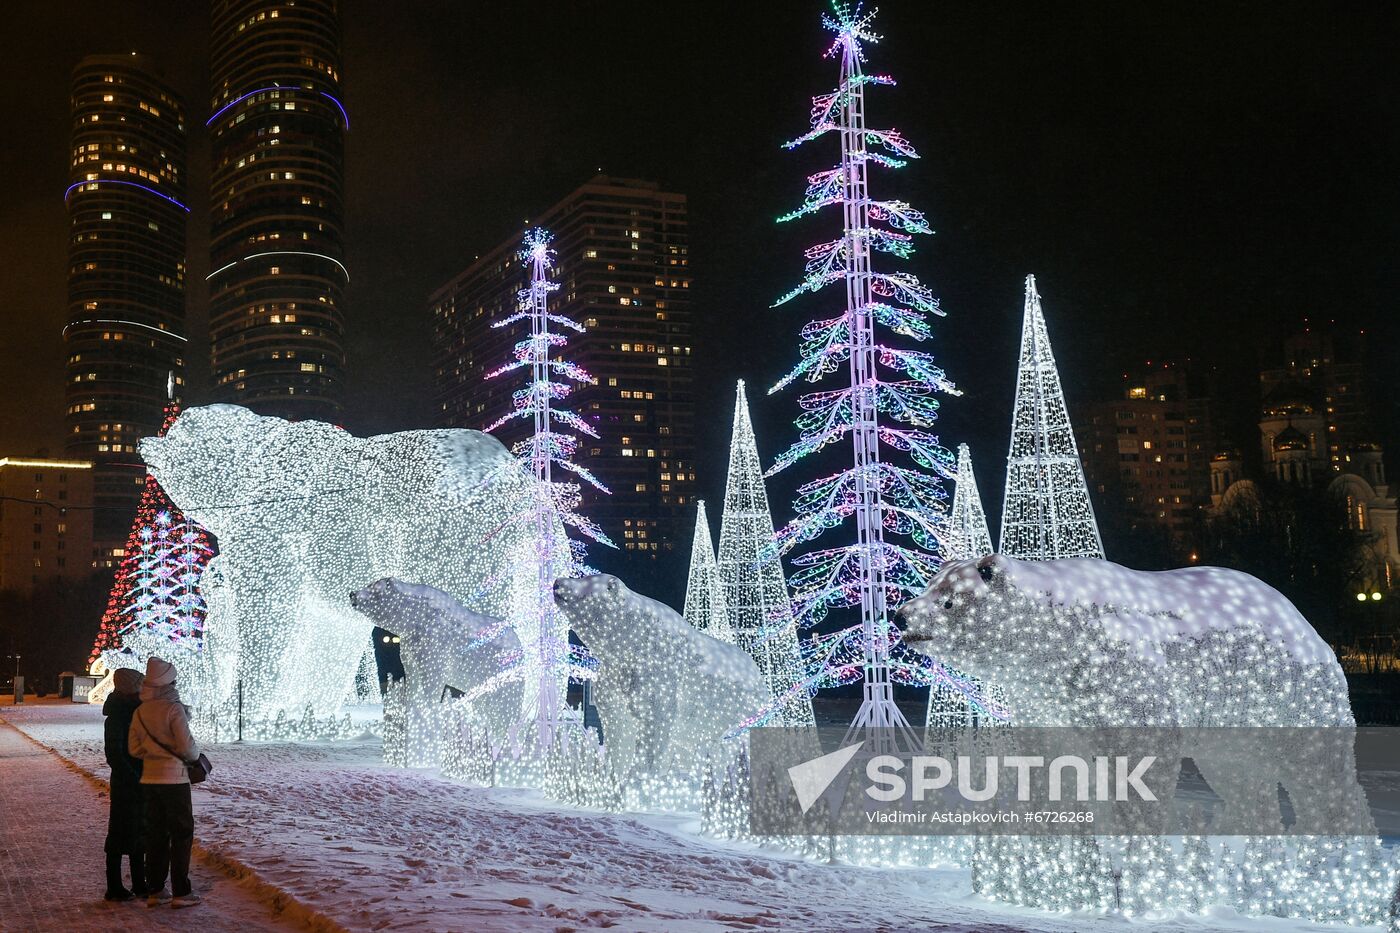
[145,657,177,687]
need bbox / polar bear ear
[976,555,999,584]
[606,577,619,595]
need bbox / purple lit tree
[486,228,613,743]
[767,2,960,739]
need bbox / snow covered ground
[1,701,1384,933]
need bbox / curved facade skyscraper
[65,53,188,555]
[208,0,347,421]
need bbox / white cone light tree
[717,382,814,726]
[998,274,1104,561]
[684,500,734,643]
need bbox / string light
[767,1,957,739]
[999,275,1103,560]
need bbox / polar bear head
[553,574,650,656]
[140,405,274,527]
[899,554,1015,682]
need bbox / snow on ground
[1,701,1381,933]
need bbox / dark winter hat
[144,657,176,687]
[112,667,144,696]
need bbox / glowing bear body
[902,554,1362,835]
[140,404,561,726]
[552,574,768,777]
[900,553,1353,728]
[352,578,523,766]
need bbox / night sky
[2,1,1396,536]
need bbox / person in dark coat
[103,667,146,900]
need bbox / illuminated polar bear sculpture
[901,553,1365,838]
[552,574,768,778]
[351,578,522,767]
[900,553,1353,729]
[140,404,564,727]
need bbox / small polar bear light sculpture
[552,574,769,778]
[351,578,523,767]
[140,404,565,727]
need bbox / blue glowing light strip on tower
[63,179,190,213]
[205,85,349,131]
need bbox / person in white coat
[128,657,201,909]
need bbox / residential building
[430,176,696,554]
[0,458,95,595]
[64,53,187,557]
[208,0,348,421]
[1078,364,1217,548]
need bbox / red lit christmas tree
[88,401,215,668]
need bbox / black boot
[104,852,133,901]
[128,852,147,897]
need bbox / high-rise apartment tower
[65,53,188,557]
[208,0,348,421]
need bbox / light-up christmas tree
[925,443,1004,728]
[486,227,613,743]
[683,500,733,643]
[767,2,957,737]
[89,399,215,669]
[998,275,1104,560]
[946,444,993,561]
[717,381,814,727]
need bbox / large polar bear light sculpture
[552,574,768,777]
[900,553,1363,835]
[140,404,565,726]
[900,553,1353,729]
[351,578,523,766]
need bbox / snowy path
[0,714,311,932]
[1,703,1376,933]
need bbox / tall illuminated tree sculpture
[683,500,734,643]
[486,227,613,743]
[718,382,814,727]
[998,275,1104,560]
[767,2,956,737]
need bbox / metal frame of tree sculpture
[768,2,958,742]
[486,227,613,745]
